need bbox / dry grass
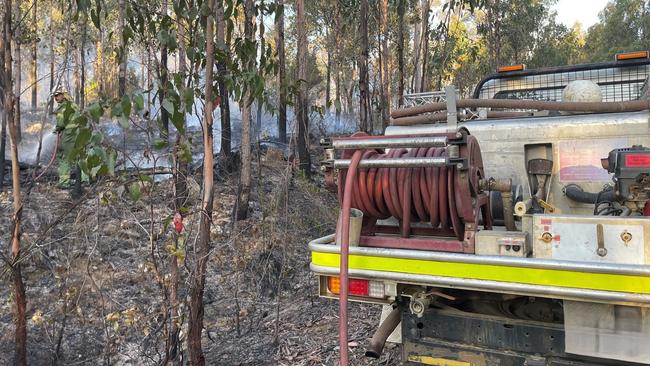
[0,157,400,365]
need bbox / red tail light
[328,277,368,296]
[624,154,650,167]
[327,276,385,298]
[348,279,369,296]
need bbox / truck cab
[311,52,650,365]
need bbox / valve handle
[596,224,608,257]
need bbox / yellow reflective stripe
[407,355,472,366]
[311,252,650,294]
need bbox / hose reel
[322,130,496,253]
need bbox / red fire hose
[336,134,486,364]
[338,146,463,240]
[337,146,465,365]
[338,149,363,366]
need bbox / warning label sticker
[558,139,624,182]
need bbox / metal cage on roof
[473,58,650,103]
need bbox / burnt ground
[0,144,401,365]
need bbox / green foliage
[528,23,587,68]
[286,50,323,99]
[55,99,117,181]
[128,182,142,202]
[165,235,187,262]
[584,0,650,61]
[226,2,279,106]
[472,0,648,73]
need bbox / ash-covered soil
[0,153,400,365]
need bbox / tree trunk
[118,0,127,96]
[31,0,37,109]
[49,4,55,112]
[3,0,27,363]
[216,0,232,167]
[335,60,341,125]
[0,112,6,189]
[334,4,341,125]
[159,0,169,139]
[96,33,104,96]
[255,11,265,141]
[347,78,354,114]
[373,66,381,130]
[381,0,390,129]
[236,0,255,220]
[411,1,422,93]
[325,45,331,109]
[275,0,287,143]
[169,2,186,362]
[13,0,22,143]
[140,48,146,89]
[79,16,86,109]
[74,46,80,104]
[175,2,188,211]
[187,1,215,364]
[255,102,262,141]
[296,0,311,177]
[397,0,405,106]
[70,7,86,199]
[146,45,151,109]
[358,0,370,133]
[236,99,252,219]
[419,1,431,93]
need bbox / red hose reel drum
[336,132,492,253]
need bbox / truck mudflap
[309,235,650,306]
[402,307,646,366]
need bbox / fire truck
[312,51,650,365]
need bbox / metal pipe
[332,136,447,149]
[480,177,512,192]
[390,111,534,126]
[365,306,401,359]
[334,156,448,169]
[391,99,650,119]
[501,191,516,231]
[514,198,533,216]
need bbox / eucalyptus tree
[397,0,406,106]
[13,0,22,143]
[236,0,256,220]
[188,0,215,362]
[216,0,233,168]
[380,0,390,128]
[296,0,310,178]
[584,0,650,61]
[31,0,38,109]
[2,1,27,363]
[358,0,370,132]
[275,0,287,143]
[118,0,127,95]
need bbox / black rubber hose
[365,306,401,359]
[563,184,616,204]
